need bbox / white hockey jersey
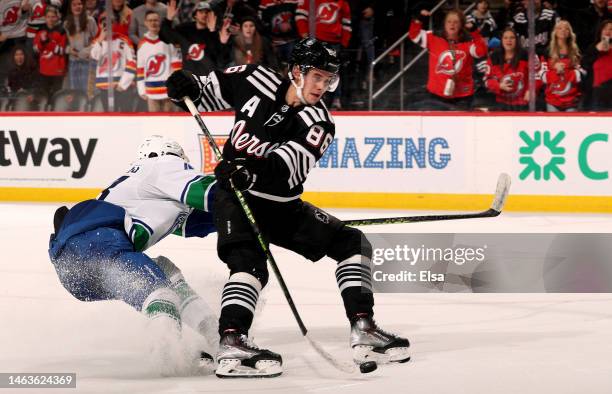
[137,33,182,99]
[98,155,217,251]
[90,33,137,91]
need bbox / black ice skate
[350,313,411,364]
[215,330,282,378]
[198,351,215,373]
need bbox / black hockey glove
[166,70,202,104]
[214,158,257,192]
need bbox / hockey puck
[359,361,377,374]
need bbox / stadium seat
[89,93,106,112]
[50,89,89,112]
[11,91,48,111]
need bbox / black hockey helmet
[289,37,340,75]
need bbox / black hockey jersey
[193,64,335,202]
[509,7,559,56]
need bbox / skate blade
[353,345,411,365]
[215,359,282,378]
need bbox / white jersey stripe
[246,75,276,100]
[252,70,279,92]
[304,106,322,122]
[298,110,314,126]
[248,190,301,201]
[257,66,282,85]
[209,72,231,108]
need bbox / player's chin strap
[288,70,308,105]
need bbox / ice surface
[1,203,612,393]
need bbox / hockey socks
[219,272,261,335]
[154,256,219,345]
[335,255,374,319]
[142,287,181,326]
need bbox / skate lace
[239,334,260,350]
[371,320,397,338]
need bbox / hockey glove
[166,70,203,104]
[214,159,257,192]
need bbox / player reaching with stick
[166,37,410,378]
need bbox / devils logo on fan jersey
[187,43,206,61]
[32,2,45,19]
[99,51,122,74]
[435,50,466,75]
[146,54,167,77]
[317,2,339,24]
[501,72,525,98]
[2,6,20,26]
[550,80,573,96]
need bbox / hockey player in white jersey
[48,135,218,371]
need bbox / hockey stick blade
[306,335,356,374]
[343,173,512,227]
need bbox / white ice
[1,203,612,394]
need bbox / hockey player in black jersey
[166,37,410,378]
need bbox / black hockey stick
[342,173,511,227]
[183,98,355,374]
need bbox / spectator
[232,15,279,69]
[0,0,29,84]
[90,22,137,111]
[85,0,102,20]
[296,0,352,48]
[466,0,497,42]
[258,0,299,68]
[34,6,68,101]
[129,0,167,45]
[485,27,531,111]
[569,0,611,51]
[408,9,487,110]
[98,0,133,38]
[64,0,98,92]
[136,10,182,112]
[296,0,352,108]
[581,19,612,110]
[26,1,63,43]
[540,20,584,112]
[160,0,231,75]
[509,0,559,56]
[6,45,39,94]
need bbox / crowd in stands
[0,0,610,112]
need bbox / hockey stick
[183,98,355,374]
[342,173,511,227]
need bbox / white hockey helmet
[136,135,189,162]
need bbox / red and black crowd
[0,0,610,112]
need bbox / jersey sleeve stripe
[132,218,154,235]
[209,72,231,108]
[297,110,314,127]
[257,66,282,85]
[246,75,277,100]
[304,106,322,122]
[273,146,298,187]
[252,70,279,92]
[314,107,329,122]
[180,175,204,204]
[204,82,226,110]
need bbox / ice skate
[350,313,410,365]
[215,330,282,378]
[198,351,215,373]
